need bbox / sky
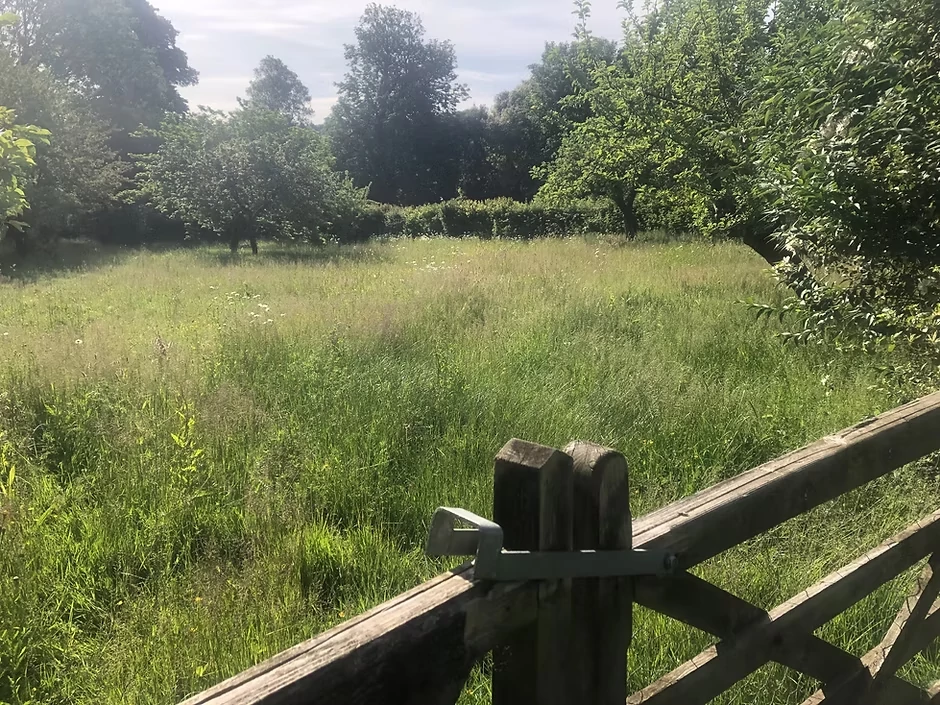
[152,0,627,122]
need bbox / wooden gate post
[492,439,574,705]
[565,441,633,705]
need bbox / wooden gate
[181,391,940,705]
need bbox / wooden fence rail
[181,390,940,705]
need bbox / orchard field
[1,237,938,704]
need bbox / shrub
[331,197,626,240]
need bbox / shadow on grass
[204,243,389,268]
[0,239,390,282]
[0,239,141,283]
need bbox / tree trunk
[611,186,639,240]
[740,226,789,266]
[6,220,33,255]
[740,225,815,298]
[250,237,258,255]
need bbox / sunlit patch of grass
[0,237,935,704]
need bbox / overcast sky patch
[154,0,626,121]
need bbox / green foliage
[240,56,312,126]
[485,37,620,201]
[337,197,625,241]
[0,239,932,703]
[0,52,125,247]
[326,4,468,205]
[0,106,47,236]
[753,0,940,371]
[538,0,771,240]
[133,107,368,248]
[0,0,196,139]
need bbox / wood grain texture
[566,441,632,705]
[634,572,928,702]
[629,509,940,705]
[871,554,940,685]
[633,391,940,569]
[800,576,940,705]
[492,439,567,705]
[536,443,574,705]
[799,601,940,704]
[179,565,491,705]
[491,439,573,705]
[178,391,940,705]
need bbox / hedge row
[335,197,626,242]
[69,198,628,246]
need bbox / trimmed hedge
[333,197,625,242]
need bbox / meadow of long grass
[0,237,937,704]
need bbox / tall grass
[0,237,936,704]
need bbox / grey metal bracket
[426,507,677,581]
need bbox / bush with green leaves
[335,197,625,241]
[133,107,368,251]
[0,53,124,251]
[0,106,48,245]
[753,0,940,371]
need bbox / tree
[753,0,940,350]
[0,50,125,251]
[240,56,312,125]
[535,83,677,238]
[537,0,772,241]
[486,37,619,201]
[0,0,197,139]
[125,0,198,95]
[0,107,47,245]
[448,106,493,200]
[134,108,367,253]
[326,4,468,204]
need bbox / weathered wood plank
[633,391,940,569]
[536,443,574,705]
[800,597,940,705]
[634,572,928,702]
[179,391,940,705]
[871,554,940,684]
[492,439,570,705]
[566,441,633,705]
[179,564,508,705]
[628,509,940,705]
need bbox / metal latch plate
[426,507,676,581]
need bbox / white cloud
[458,70,527,85]
[163,0,627,118]
[310,96,338,119]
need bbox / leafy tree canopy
[486,36,619,201]
[0,49,124,249]
[326,3,468,204]
[240,55,312,126]
[537,0,771,240]
[134,107,367,252]
[754,0,940,353]
[0,106,48,244]
[0,0,197,136]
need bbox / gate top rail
[180,390,940,705]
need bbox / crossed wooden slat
[628,510,940,705]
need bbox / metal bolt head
[663,554,678,574]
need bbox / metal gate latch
[425,507,677,581]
